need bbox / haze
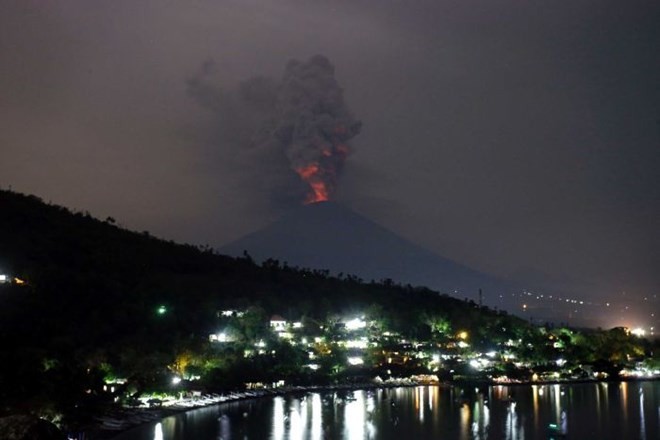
[1,0,658,328]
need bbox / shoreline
[92,376,659,439]
[91,381,412,440]
[93,380,417,439]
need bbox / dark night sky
[1,1,658,327]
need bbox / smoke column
[274,55,361,203]
[188,55,361,206]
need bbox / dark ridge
[220,201,518,305]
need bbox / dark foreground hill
[1,189,657,432]
[0,189,526,414]
[0,191,502,328]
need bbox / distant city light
[171,376,181,385]
[0,274,7,283]
[457,331,468,340]
[630,328,646,337]
[157,305,167,315]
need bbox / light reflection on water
[272,396,284,440]
[311,393,322,440]
[112,381,660,440]
[153,422,162,440]
[620,381,628,423]
[639,387,646,440]
[471,393,489,440]
[459,402,469,440]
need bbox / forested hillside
[0,189,527,416]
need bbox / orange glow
[295,163,329,204]
[334,125,347,135]
[297,163,319,180]
[308,181,329,203]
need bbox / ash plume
[187,55,361,207]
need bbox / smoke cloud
[187,55,361,207]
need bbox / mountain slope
[0,190,510,335]
[1,189,538,417]
[221,202,517,303]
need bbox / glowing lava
[295,163,329,204]
[308,180,329,204]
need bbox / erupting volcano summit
[188,54,362,207]
[278,56,362,204]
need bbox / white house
[269,315,287,332]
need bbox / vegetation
[0,189,657,430]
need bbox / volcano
[220,202,517,305]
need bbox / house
[269,315,287,332]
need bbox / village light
[345,317,367,331]
[457,331,468,340]
[172,376,182,385]
[346,339,368,349]
[348,356,364,365]
[157,305,167,315]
